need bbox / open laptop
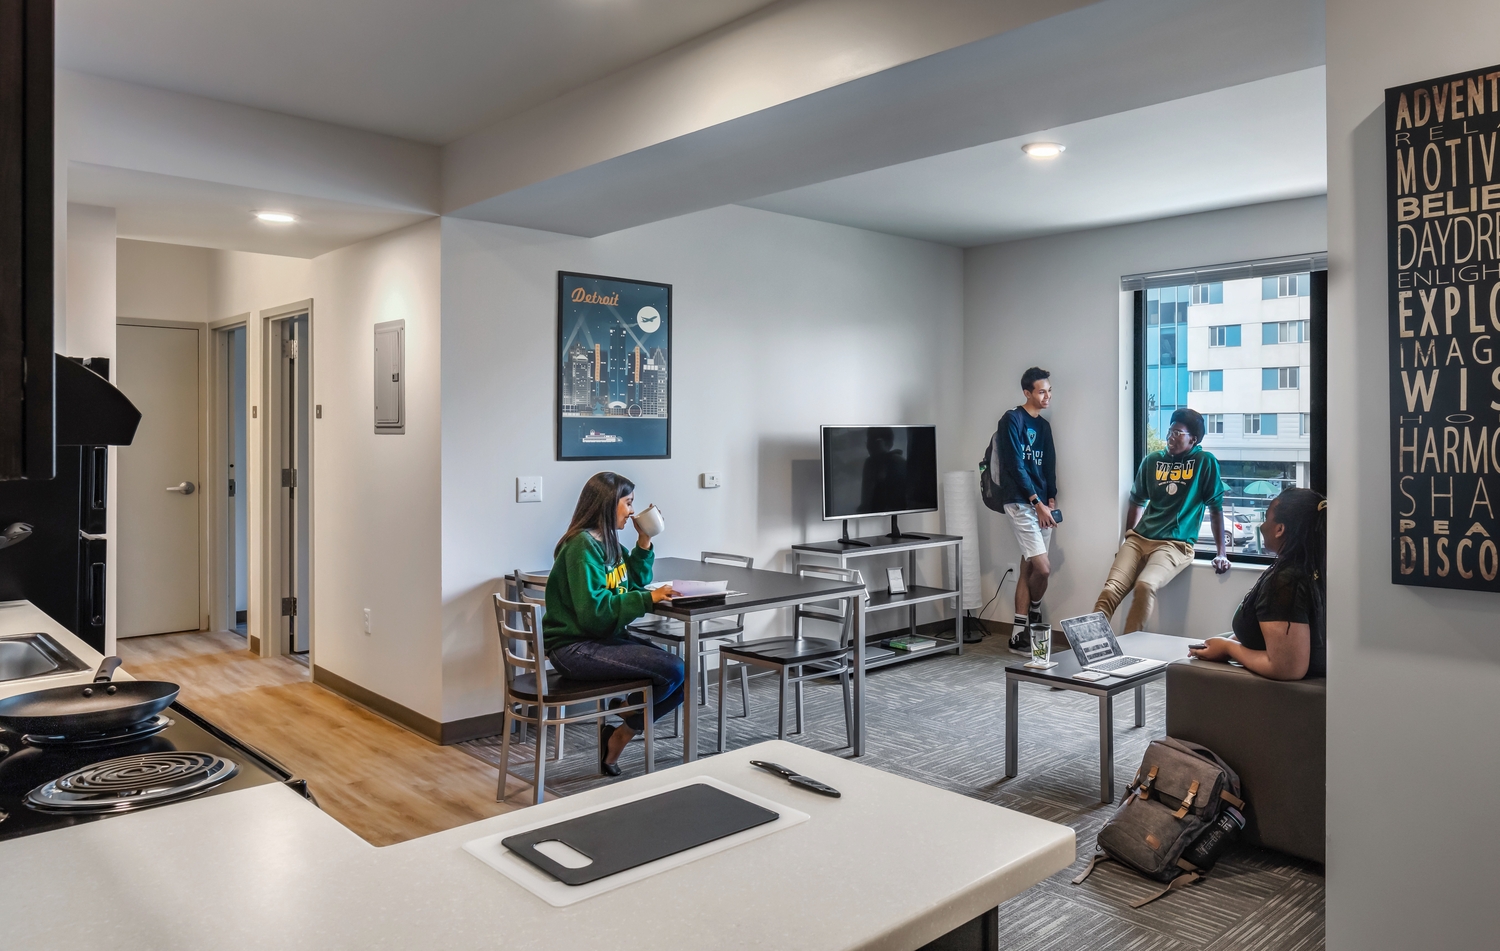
[1059,613,1168,678]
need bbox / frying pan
[0,657,179,737]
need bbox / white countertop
[0,599,129,702]
[0,738,1075,951]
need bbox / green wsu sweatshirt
[542,531,655,651]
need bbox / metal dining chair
[715,566,862,751]
[510,568,562,756]
[492,594,654,804]
[629,551,753,717]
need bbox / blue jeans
[549,633,685,732]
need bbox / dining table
[646,556,868,761]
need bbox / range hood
[55,355,140,447]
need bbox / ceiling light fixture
[255,211,297,223]
[1021,142,1065,159]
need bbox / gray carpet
[460,634,1323,950]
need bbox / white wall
[962,196,1327,634]
[438,205,964,722]
[1326,3,1500,948]
[116,239,211,323]
[309,221,444,721]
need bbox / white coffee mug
[632,504,665,538]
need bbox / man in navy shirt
[988,367,1059,654]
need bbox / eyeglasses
[1167,427,1191,437]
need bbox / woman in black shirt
[1189,488,1326,680]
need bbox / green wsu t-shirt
[542,532,655,651]
[1129,447,1225,544]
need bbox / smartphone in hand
[1051,509,1064,524]
[1188,642,1208,650]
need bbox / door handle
[166,482,196,495]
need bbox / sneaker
[1008,628,1031,656]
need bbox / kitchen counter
[0,599,129,702]
[0,736,1075,951]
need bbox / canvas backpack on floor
[1073,737,1245,907]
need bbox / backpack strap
[1071,850,1110,885]
[1127,870,1201,908]
[1220,788,1245,810]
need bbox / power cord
[964,566,1015,640]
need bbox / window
[1135,262,1324,562]
[1262,273,1311,299]
[1189,369,1223,391]
[1262,319,1309,344]
[1261,366,1300,390]
[1209,324,1241,347]
[1192,282,1224,304]
[1244,413,1279,436]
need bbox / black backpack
[978,425,1008,514]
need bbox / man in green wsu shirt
[1094,408,1230,633]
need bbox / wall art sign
[556,272,672,461]
[1387,64,1500,590]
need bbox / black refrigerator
[0,442,107,651]
[0,355,138,654]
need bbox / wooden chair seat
[509,671,654,704]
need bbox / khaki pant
[1093,531,1196,633]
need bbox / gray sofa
[1164,657,1325,865]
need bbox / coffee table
[1004,631,1193,803]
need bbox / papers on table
[664,579,728,599]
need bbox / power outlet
[1004,563,1019,584]
[700,472,722,489]
[516,476,543,503]
[363,608,372,634]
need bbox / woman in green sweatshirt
[544,471,684,776]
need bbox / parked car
[1198,511,1252,547]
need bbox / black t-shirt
[1230,565,1326,679]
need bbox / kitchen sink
[0,632,91,684]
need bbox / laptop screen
[1061,613,1121,665]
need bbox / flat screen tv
[820,425,937,543]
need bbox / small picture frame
[885,567,906,595]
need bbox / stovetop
[0,704,288,842]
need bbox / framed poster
[556,272,672,460]
[1386,64,1500,590]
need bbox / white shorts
[1003,502,1053,561]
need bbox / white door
[117,324,202,637]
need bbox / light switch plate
[700,472,722,489]
[363,608,372,634]
[517,476,543,503]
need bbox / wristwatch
[1029,496,1041,506]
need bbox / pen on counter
[750,759,841,798]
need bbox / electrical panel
[374,319,405,434]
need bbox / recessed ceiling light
[1021,142,1065,159]
[255,211,297,223]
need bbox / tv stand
[886,515,929,541]
[837,520,872,547]
[793,530,965,668]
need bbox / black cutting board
[502,782,779,886]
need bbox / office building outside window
[1143,272,1314,555]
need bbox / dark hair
[557,471,634,565]
[1258,487,1327,640]
[1021,367,1050,392]
[1169,408,1205,445]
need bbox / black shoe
[1008,630,1031,657]
[598,724,622,777]
[1027,604,1044,626]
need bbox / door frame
[207,315,249,636]
[115,317,211,635]
[258,300,315,659]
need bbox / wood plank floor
[117,630,528,846]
